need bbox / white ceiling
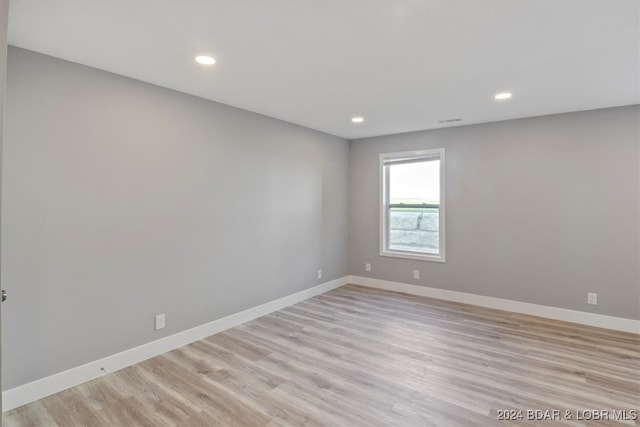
[7,1,640,139]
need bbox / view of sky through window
[389,160,440,205]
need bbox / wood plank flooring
[4,285,639,426]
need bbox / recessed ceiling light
[494,92,512,100]
[351,116,364,123]
[195,55,216,65]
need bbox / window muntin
[380,149,445,262]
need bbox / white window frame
[379,148,446,263]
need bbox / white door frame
[0,0,10,422]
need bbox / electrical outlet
[155,313,165,330]
[365,263,371,272]
[317,269,322,279]
[587,292,598,305]
[413,269,420,279]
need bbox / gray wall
[350,106,640,320]
[2,47,349,389]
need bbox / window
[380,149,445,262]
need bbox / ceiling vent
[437,118,462,124]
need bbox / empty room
[0,0,638,426]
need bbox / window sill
[380,249,445,263]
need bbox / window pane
[389,160,440,205]
[388,159,440,254]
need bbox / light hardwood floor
[4,285,640,426]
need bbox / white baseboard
[2,276,349,412]
[349,275,640,334]
[5,275,637,411]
